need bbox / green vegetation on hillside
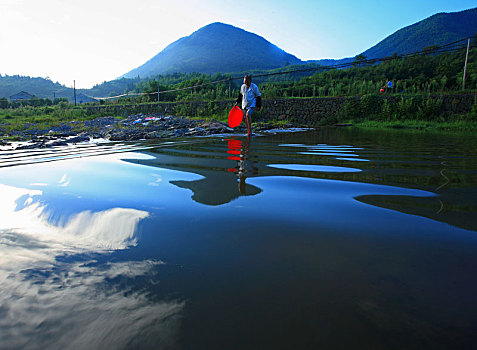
[0,75,142,100]
[2,40,475,106]
[133,40,476,101]
[0,75,72,100]
[363,7,477,58]
[261,44,477,98]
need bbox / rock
[49,140,69,147]
[202,122,233,134]
[55,131,77,137]
[68,135,90,144]
[16,142,43,150]
[172,129,186,137]
[145,131,166,139]
[126,131,146,141]
[106,130,127,141]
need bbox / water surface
[0,128,476,349]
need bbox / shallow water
[0,128,476,349]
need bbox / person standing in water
[236,75,261,136]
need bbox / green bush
[0,97,9,109]
[397,97,418,118]
[340,99,361,121]
[416,98,443,120]
[360,94,383,117]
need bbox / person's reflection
[124,139,262,206]
[227,136,258,194]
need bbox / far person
[236,75,261,136]
[385,79,393,93]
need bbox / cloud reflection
[58,173,70,187]
[0,184,184,349]
[0,184,149,258]
[0,260,184,350]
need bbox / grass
[0,104,124,136]
[350,119,477,132]
[188,113,229,123]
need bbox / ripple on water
[267,163,361,173]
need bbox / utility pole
[73,80,77,106]
[462,38,471,91]
[157,84,160,102]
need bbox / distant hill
[121,8,477,78]
[362,7,477,59]
[85,77,142,98]
[309,7,477,66]
[121,22,303,79]
[0,75,73,100]
[307,57,354,68]
[0,75,141,100]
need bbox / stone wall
[261,97,354,125]
[84,100,233,119]
[82,93,476,125]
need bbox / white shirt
[240,83,261,109]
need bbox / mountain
[307,57,354,68]
[121,22,303,79]
[2,9,476,99]
[123,8,476,78]
[309,7,477,66]
[0,75,73,100]
[0,75,141,100]
[362,7,477,59]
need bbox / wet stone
[2,112,302,150]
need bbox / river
[0,128,476,349]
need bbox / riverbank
[0,113,303,150]
[2,93,476,149]
[3,93,475,130]
[1,113,475,150]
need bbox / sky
[0,0,475,89]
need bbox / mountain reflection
[355,194,477,232]
[126,137,262,206]
[0,184,184,350]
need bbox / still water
[0,128,476,349]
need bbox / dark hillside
[121,22,303,78]
[362,7,477,59]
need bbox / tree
[422,45,440,55]
[353,54,367,67]
[0,97,9,108]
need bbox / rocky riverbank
[0,113,301,150]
